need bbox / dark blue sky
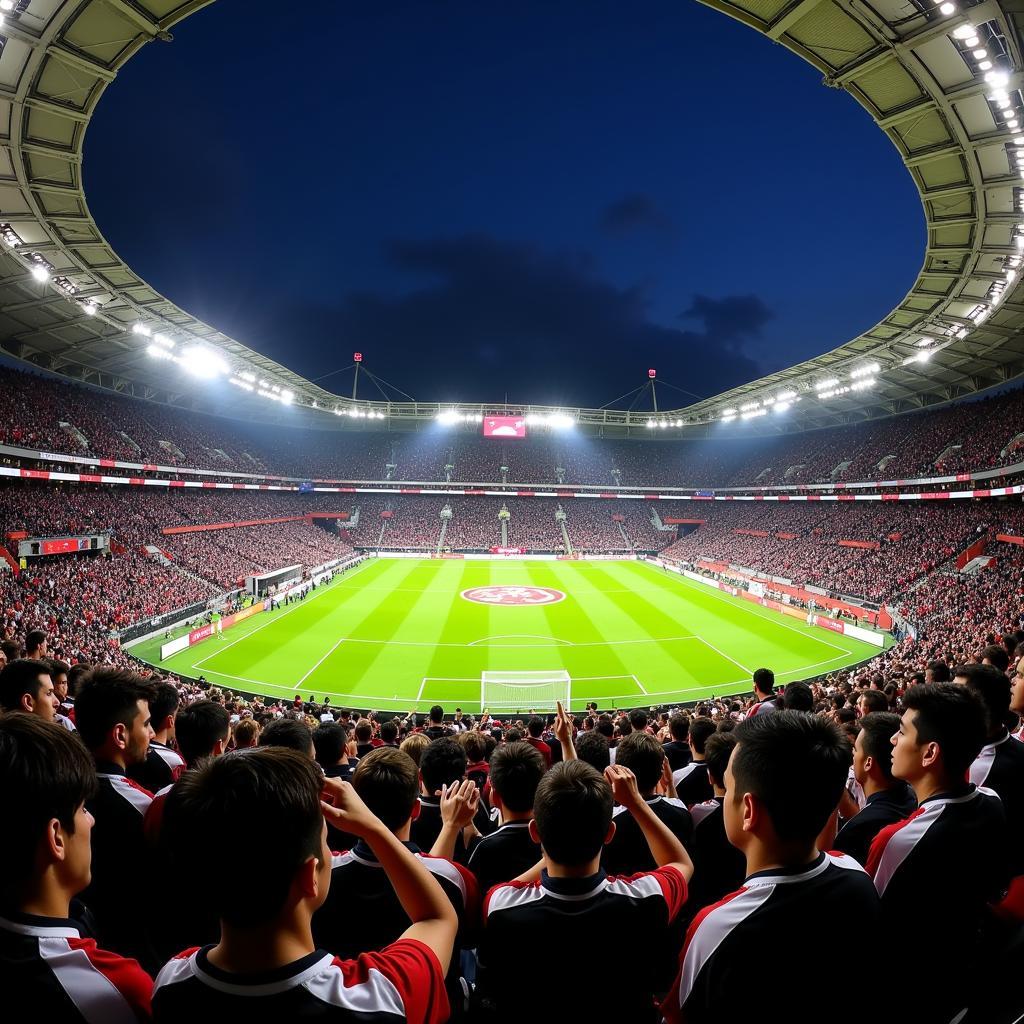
[84,0,922,407]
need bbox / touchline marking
[635,561,855,656]
[190,559,377,669]
[297,638,346,687]
[696,637,753,676]
[336,635,699,650]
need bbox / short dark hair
[354,720,372,743]
[352,747,420,831]
[380,720,398,744]
[312,722,347,768]
[782,681,813,712]
[148,681,180,726]
[419,737,466,794]
[75,669,157,752]
[67,663,90,697]
[628,709,648,731]
[668,714,689,742]
[24,630,46,653]
[575,730,611,773]
[731,711,851,843]
[45,659,70,680]
[459,730,486,763]
[703,731,736,788]
[903,683,987,781]
[926,660,951,682]
[429,704,444,723]
[753,667,775,695]
[0,659,51,711]
[594,719,614,740]
[259,717,312,754]
[858,689,889,715]
[858,712,901,782]
[980,645,1011,673]
[489,741,545,813]
[614,731,665,792]
[689,717,717,756]
[533,760,612,866]
[0,714,96,896]
[526,716,544,738]
[174,700,230,766]
[960,664,1012,735]
[163,748,323,926]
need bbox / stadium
[0,1,1023,1022]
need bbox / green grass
[129,558,887,713]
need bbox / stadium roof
[0,0,1023,437]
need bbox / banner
[188,624,213,645]
[490,546,526,555]
[813,615,846,634]
[162,515,305,535]
[996,534,1024,546]
[838,539,881,550]
[159,635,190,660]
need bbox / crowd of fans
[0,648,1021,1020]
[659,501,1012,602]
[5,363,1024,489]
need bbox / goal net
[481,670,571,711]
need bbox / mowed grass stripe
[610,561,848,668]
[572,563,741,691]
[201,559,424,689]
[310,561,462,700]
[422,561,494,685]
[525,562,641,682]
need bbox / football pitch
[131,558,887,713]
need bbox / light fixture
[180,345,228,379]
[953,24,976,39]
[939,2,955,13]
[980,60,993,71]
[965,36,980,47]
[82,302,97,316]
[815,377,840,391]
[974,49,988,59]
[30,264,49,282]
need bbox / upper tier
[3,363,1023,489]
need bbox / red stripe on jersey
[65,936,153,1017]
[607,866,689,921]
[865,806,926,879]
[483,878,540,918]
[418,853,480,923]
[173,946,201,960]
[331,939,449,1024]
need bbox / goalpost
[481,670,571,711]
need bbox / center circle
[461,585,566,606]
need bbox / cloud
[600,194,675,236]
[252,235,768,406]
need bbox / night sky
[84,0,923,409]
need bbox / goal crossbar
[480,670,571,711]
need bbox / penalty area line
[297,638,346,688]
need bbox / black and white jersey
[832,782,917,868]
[411,797,494,864]
[603,796,694,877]
[81,763,154,967]
[686,798,746,916]
[867,785,1010,1015]
[467,821,540,895]
[971,731,1024,875]
[0,911,152,1023]
[662,740,691,772]
[153,939,448,1024]
[314,840,478,958]
[672,762,713,807]
[477,866,688,1022]
[663,852,879,1024]
[127,743,184,795]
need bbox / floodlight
[30,264,49,282]
[180,345,228,379]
